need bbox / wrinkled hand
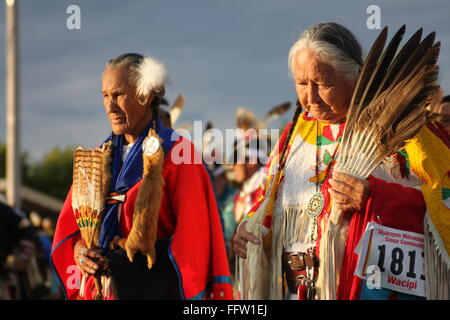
[328,172,371,215]
[74,241,108,278]
[233,220,260,259]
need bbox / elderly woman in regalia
[233,23,450,300]
[51,53,233,300]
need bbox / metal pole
[5,0,21,208]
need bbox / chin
[111,124,127,136]
[310,111,343,124]
[310,112,331,122]
[317,117,337,124]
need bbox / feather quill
[169,94,185,127]
[265,102,292,123]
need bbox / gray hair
[288,22,363,81]
[106,53,167,105]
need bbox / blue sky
[0,0,449,160]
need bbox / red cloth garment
[51,137,234,300]
[335,176,426,300]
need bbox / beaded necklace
[306,121,340,242]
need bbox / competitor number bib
[354,222,426,297]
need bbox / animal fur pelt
[111,128,165,269]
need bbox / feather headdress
[236,107,258,129]
[264,101,292,124]
[135,56,168,99]
[169,94,185,127]
[236,102,292,131]
[317,25,441,299]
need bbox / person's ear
[137,93,155,106]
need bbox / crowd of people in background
[0,195,63,299]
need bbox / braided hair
[278,105,303,171]
[151,96,162,133]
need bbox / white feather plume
[135,56,168,98]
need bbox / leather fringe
[424,213,450,299]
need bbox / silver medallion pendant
[306,192,325,219]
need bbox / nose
[307,83,321,106]
[104,96,119,114]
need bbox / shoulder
[166,135,203,166]
[279,111,311,138]
[163,135,210,185]
[273,111,310,151]
[425,121,450,149]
